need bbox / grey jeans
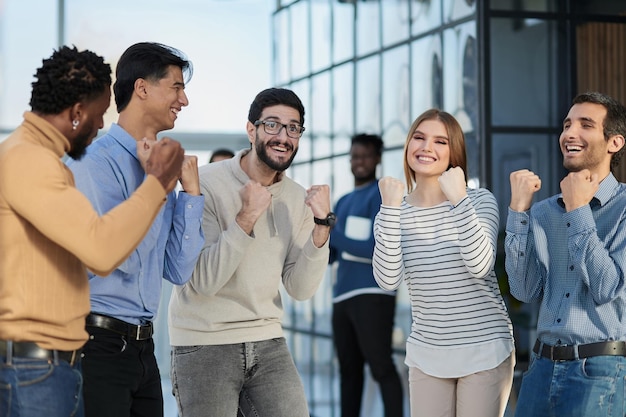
[171,338,309,417]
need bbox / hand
[137,137,157,172]
[509,169,541,212]
[378,176,404,207]
[144,137,185,193]
[560,169,598,212]
[305,185,331,218]
[438,166,467,206]
[236,180,272,234]
[179,155,200,196]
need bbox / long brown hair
[403,109,467,192]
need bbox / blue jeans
[515,352,626,417]
[171,338,309,417]
[0,355,84,417]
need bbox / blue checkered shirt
[505,173,626,346]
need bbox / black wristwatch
[314,212,336,228]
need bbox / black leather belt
[86,313,153,341]
[0,340,81,365]
[533,339,626,361]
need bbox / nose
[179,91,189,107]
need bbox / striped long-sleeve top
[373,187,514,378]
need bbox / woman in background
[372,109,515,417]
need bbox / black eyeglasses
[254,119,305,139]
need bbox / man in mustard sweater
[0,46,184,417]
[169,87,332,416]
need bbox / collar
[557,173,618,209]
[22,111,71,158]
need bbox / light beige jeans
[408,352,515,417]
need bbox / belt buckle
[136,324,142,341]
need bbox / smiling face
[350,142,380,185]
[560,102,612,175]
[144,65,188,132]
[406,119,451,181]
[248,104,300,172]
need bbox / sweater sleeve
[3,147,166,277]
[450,189,499,278]
[372,204,404,290]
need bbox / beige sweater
[168,149,329,346]
[0,112,166,350]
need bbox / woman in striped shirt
[373,109,515,417]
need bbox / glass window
[381,148,406,190]
[290,79,312,162]
[331,154,352,204]
[311,0,332,72]
[333,0,355,64]
[382,0,410,47]
[355,55,381,134]
[411,0,442,35]
[332,63,354,155]
[444,0,476,22]
[311,72,332,149]
[356,1,381,57]
[290,1,310,79]
[273,8,291,85]
[489,0,557,12]
[490,18,561,127]
[411,34,443,118]
[0,1,58,128]
[382,45,411,147]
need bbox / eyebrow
[413,130,449,140]
[563,116,596,125]
[263,116,301,124]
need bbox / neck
[407,177,447,207]
[240,151,282,186]
[117,112,159,141]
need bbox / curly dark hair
[30,46,111,115]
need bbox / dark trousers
[82,327,163,417]
[332,293,403,417]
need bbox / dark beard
[255,136,298,172]
[67,132,91,160]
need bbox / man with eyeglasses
[169,87,333,417]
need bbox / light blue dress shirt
[67,123,204,324]
[505,173,626,346]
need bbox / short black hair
[29,45,111,115]
[351,133,384,156]
[114,42,193,112]
[209,148,235,162]
[247,88,305,126]
[572,92,626,170]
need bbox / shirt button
[566,222,570,227]
[184,235,190,240]
[520,252,525,257]
[557,318,561,323]
[569,265,574,271]
[187,204,193,209]
[557,339,562,344]
[566,293,570,298]
[521,220,527,225]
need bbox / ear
[246,121,256,144]
[608,134,625,154]
[69,102,86,126]
[134,78,148,99]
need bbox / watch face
[327,213,337,227]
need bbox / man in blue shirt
[67,42,204,417]
[505,91,626,417]
[330,134,403,417]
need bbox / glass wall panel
[311,0,332,72]
[333,0,355,64]
[0,1,58,128]
[489,0,557,12]
[332,63,354,155]
[331,154,352,204]
[382,0,410,47]
[490,18,560,127]
[411,34,443,117]
[356,1,381,57]
[382,45,411,147]
[444,0,476,22]
[290,79,312,162]
[273,8,291,85]
[311,72,332,158]
[356,55,381,134]
[411,0,442,35]
[290,1,310,79]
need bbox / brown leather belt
[0,340,80,365]
[86,313,153,341]
[533,339,626,361]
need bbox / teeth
[171,108,179,114]
[566,145,582,152]
[271,145,288,152]
[418,155,435,162]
